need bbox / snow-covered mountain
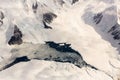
[0,0,120,80]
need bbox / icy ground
[0,0,120,80]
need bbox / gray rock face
[8,25,23,45]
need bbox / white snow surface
[0,0,120,80]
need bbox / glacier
[0,0,120,80]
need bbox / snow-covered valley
[0,0,120,80]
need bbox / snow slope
[0,0,120,80]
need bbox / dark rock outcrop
[93,13,103,24]
[0,20,3,26]
[43,21,52,29]
[45,41,79,55]
[108,23,120,40]
[58,0,65,6]
[72,0,79,5]
[3,56,30,70]
[0,11,4,20]
[45,41,97,69]
[0,11,4,26]
[43,12,57,24]
[1,41,98,71]
[8,25,23,45]
[32,2,38,13]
